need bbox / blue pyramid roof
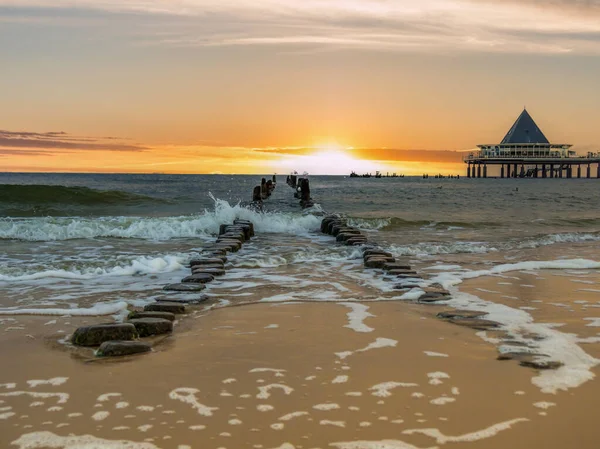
[501,109,550,144]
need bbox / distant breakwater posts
[68,174,561,371]
[465,108,600,179]
[286,173,314,208]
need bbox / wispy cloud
[2,0,600,53]
[0,130,148,153]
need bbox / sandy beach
[2,267,600,449]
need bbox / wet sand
[2,269,600,449]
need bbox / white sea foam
[423,351,448,358]
[313,403,340,411]
[428,259,600,394]
[332,440,432,449]
[169,388,218,417]
[0,391,69,404]
[97,393,122,402]
[332,376,349,384]
[278,411,309,421]
[320,420,345,428]
[257,384,293,400]
[249,368,286,377]
[403,418,529,443]
[11,431,160,448]
[0,256,185,282]
[430,397,456,405]
[370,382,419,398]
[0,302,128,317]
[335,338,398,360]
[340,303,374,333]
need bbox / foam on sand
[250,368,286,377]
[0,391,69,404]
[0,301,129,317]
[257,384,294,400]
[336,338,398,360]
[370,382,419,398]
[27,378,68,388]
[278,411,309,421]
[331,440,438,449]
[313,403,340,411]
[168,388,218,417]
[403,418,529,443]
[340,303,374,333]
[429,259,600,394]
[332,376,349,384]
[11,431,161,449]
[423,351,448,358]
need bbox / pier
[464,109,600,178]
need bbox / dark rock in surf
[144,302,186,314]
[96,341,152,357]
[128,311,176,322]
[164,283,205,292]
[190,258,224,267]
[192,264,225,273]
[157,295,208,305]
[437,310,488,320]
[128,318,173,337]
[364,258,389,269]
[364,249,392,259]
[72,323,137,347]
[447,317,501,330]
[387,269,419,276]
[192,268,226,276]
[384,263,412,271]
[182,273,214,284]
[519,359,563,370]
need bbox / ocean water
[1,173,600,393]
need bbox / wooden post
[577,165,581,178]
[483,164,487,178]
[558,166,563,178]
[500,165,505,178]
[513,163,518,178]
[597,163,600,178]
[542,164,547,178]
[477,164,481,178]
[467,163,471,178]
[550,164,554,178]
[587,164,591,178]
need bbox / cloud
[0,130,148,152]
[2,0,600,53]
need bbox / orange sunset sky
[1,1,600,175]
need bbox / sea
[1,172,600,393]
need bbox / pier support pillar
[467,163,471,178]
[597,163,600,179]
[500,165,505,178]
[483,165,487,178]
[577,165,581,178]
[477,164,481,178]
[587,164,591,178]
[549,164,554,178]
[513,163,518,178]
[567,165,572,178]
[542,164,547,178]
[534,165,538,178]
[558,166,563,178]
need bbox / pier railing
[463,150,600,162]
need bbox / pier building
[464,109,600,178]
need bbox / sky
[1,0,599,175]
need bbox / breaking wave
[0,198,322,241]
